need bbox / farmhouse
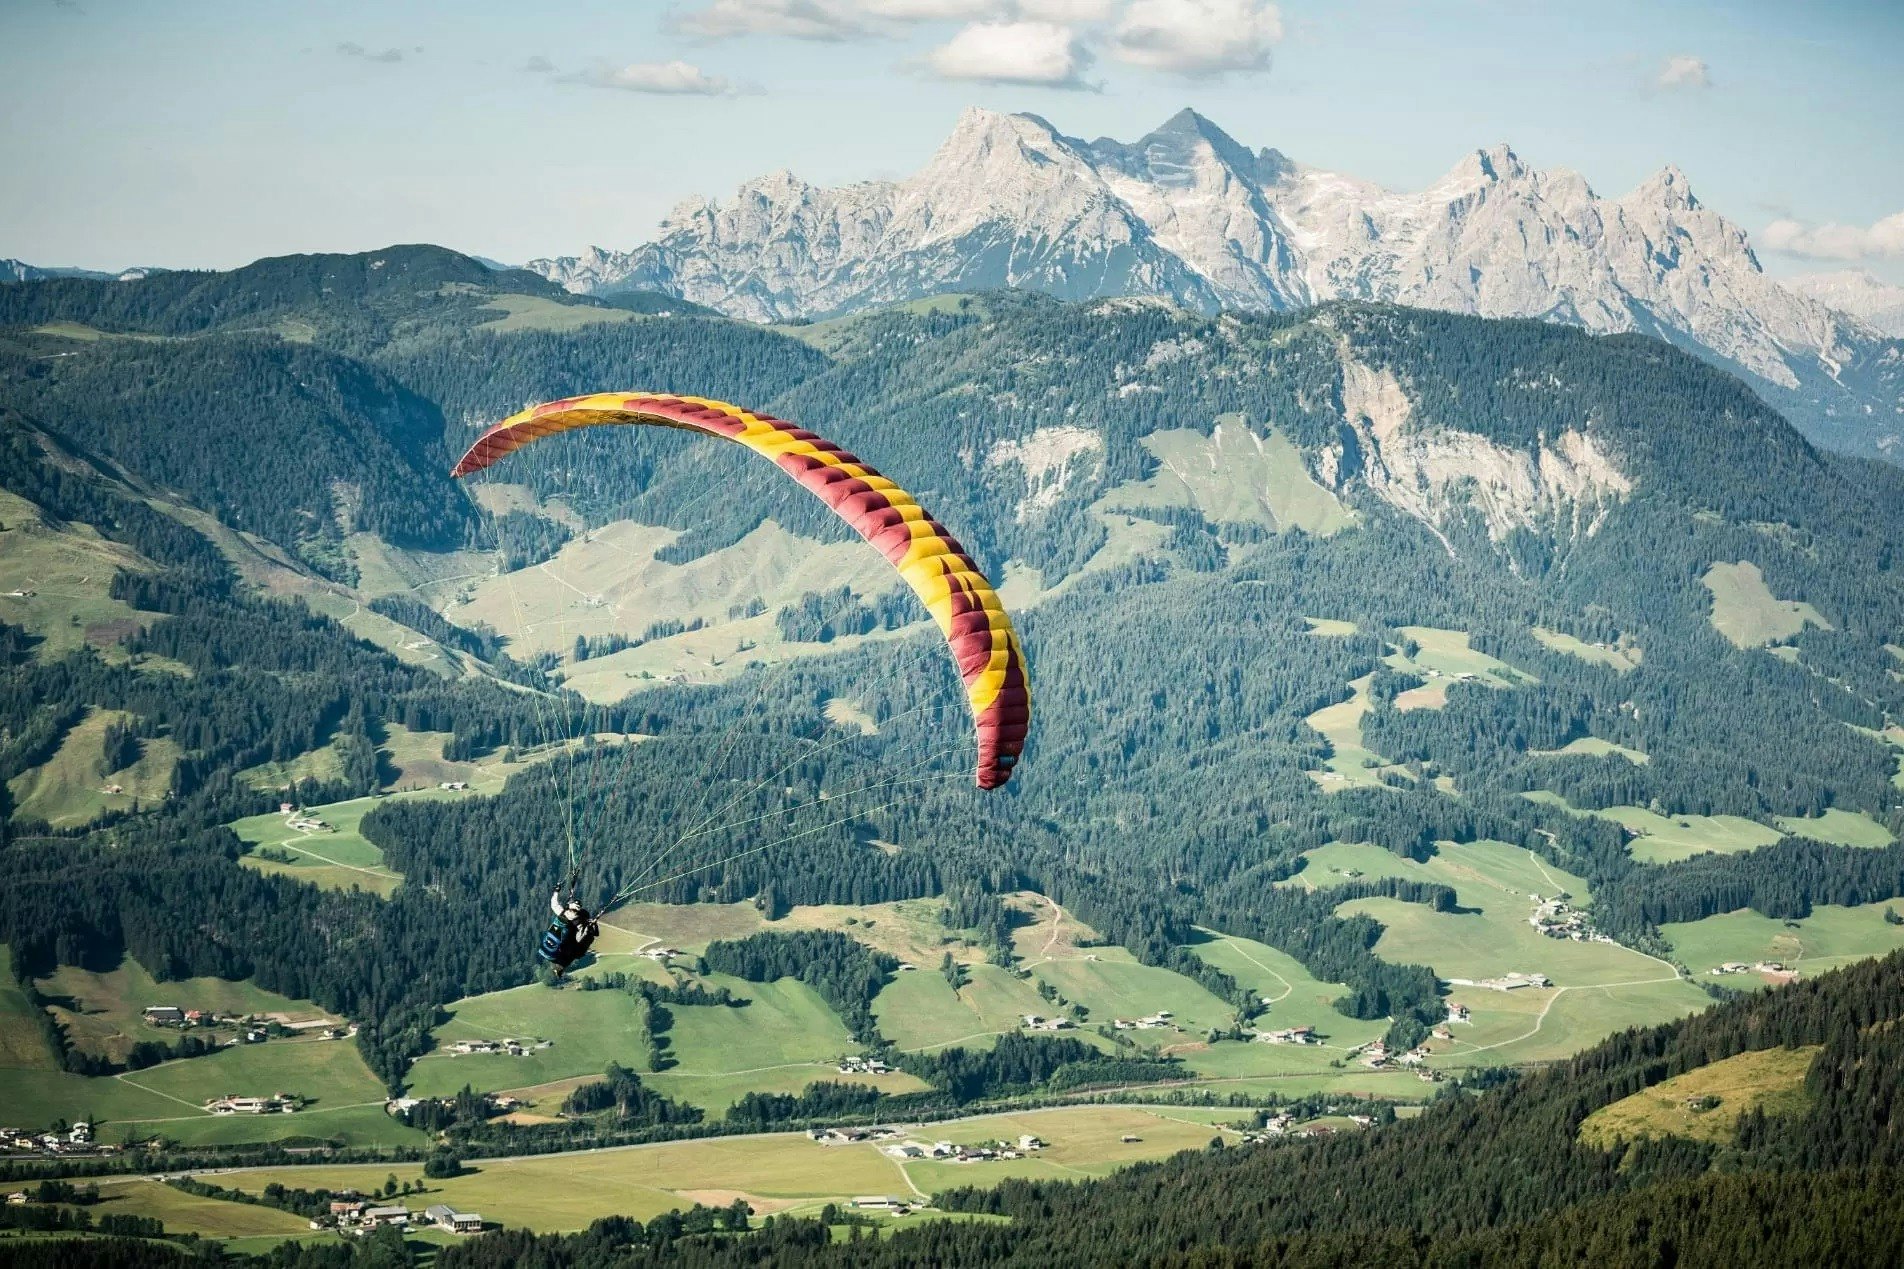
[812,1127,873,1145]
[143,1006,184,1026]
[1113,1012,1176,1030]
[1021,1014,1074,1031]
[207,1093,299,1115]
[1477,971,1551,991]
[1446,1002,1472,1023]
[852,1196,909,1213]
[1257,1026,1319,1045]
[425,1204,483,1234]
[361,1206,410,1227]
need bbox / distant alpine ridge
[1786,270,1904,339]
[526,107,1904,460]
[2,258,163,284]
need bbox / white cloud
[1761,211,1904,262]
[672,0,1112,40]
[860,0,1004,17]
[566,60,738,95]
[1111,0,1281,76]
[1656,54,1712,90]
[1017,0,1117,17]
[671,0,873,40]
[925,20,1094,87]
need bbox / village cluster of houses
[142,1005,350,1046]
[1020,1014,1075,1032]
[446,1037,553,1057]
[881,1133,1046,1163]
[1528,898,1616,944]
[205,1093,303,1116]
[1,1122,98,1157]
[1112,1010,1175,1031]
[315,1197,482,1235]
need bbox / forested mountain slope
[3,249,1904,1098]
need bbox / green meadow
[1662,901,1904,978]
[874,963,1050,1053]
[1520,792,1783,863]
[1579,1045,1820,1148]
[406,980,659,1098]
[36,955,336,1064]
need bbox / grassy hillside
[1663,900,1904,978]
[7,707,180,828]
[1578,1044,1820,1147]
[1703,561,1830,647]
[36,955,337,1064]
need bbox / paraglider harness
[538,871,601,979]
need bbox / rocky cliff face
[1331,357,1632,553]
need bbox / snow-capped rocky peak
[1445,143,1530,190]
[522,107,1904,460]
[1633,164,1699,212]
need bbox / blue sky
[3,0,1901,281]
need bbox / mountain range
[1787,269,1904,339]
[6,248,1904,1250]
[525,107,1904,462]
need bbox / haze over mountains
[1787,269,1904,339]
[524,107,1904,463]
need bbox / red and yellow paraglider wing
[452,392,1029,789]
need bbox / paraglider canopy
[453,392,1030,789]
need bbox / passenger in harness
[538,883,600,979]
